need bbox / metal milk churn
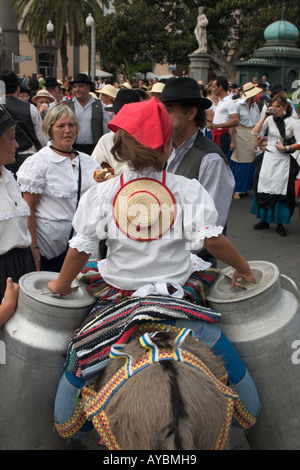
[207,260,300,450]
[0,271,95,450]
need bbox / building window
[38,52,54,77]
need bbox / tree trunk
[209,41,245,82]
[60,29,69,79]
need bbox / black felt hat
[44,77,60,87]
[0,70,22,92]
[70,73,93,86]
[19,85,31,95]
[0,108,18,137]
[105,89,141,114]
[269,83,286,96]
[159,77,211,109]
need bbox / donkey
[89,327,236,450]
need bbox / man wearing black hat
[160,77,235,266]
[67,73,111,155]
[0,70,47,175]
[44,77,62,107]
[18,86,31,103]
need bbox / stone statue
[194,6,208,54]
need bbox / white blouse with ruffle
[257,116,300,195]
[70,169,223,291]
[0,166,32,255]
[17,145,100,259]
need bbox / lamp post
[46,20,54,77]
[0,26,3,70]
[86,13,95,80]
[0,26,2,72]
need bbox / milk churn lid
[207,260,279,304]
[19,272,96,308]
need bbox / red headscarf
[108,97,172,149]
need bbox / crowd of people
[0,68,299,325]
[204,75,300,239]
[6,66,300,446]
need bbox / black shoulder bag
[274,116,296,150]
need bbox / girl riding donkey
[48,98,259,449]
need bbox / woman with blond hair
[17,104,100,272]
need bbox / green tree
[96,0,300,80]
[203,0,300,79]
[97,0,198,75]
[11,0,107,78]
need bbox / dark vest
[175,130,228,179]
[3,96,41,152]
[174,131,228,263]
[68,99,104,144]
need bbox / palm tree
[12,0,106,78]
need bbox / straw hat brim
[32,92,55,103]
[97,85,117,99]
[241,86,262,100]
[113,178,176,241]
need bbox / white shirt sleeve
[17,153,47,193]
[290,117,300,143]
[91,133,113,165]
[91,132,129,175]
[198,154,235,227]
[227,99,238,115]
[101,102,112,135]
[182,178,223,250]
[69,185,106,254]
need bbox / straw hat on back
[109,97,176,240]
[113,176,176,240]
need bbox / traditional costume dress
[230,97,260,194]
[0,165,35,300]
[69,168,222,292]
[251,115,300,224]
[52,98,260,445]
[54,161,260,444]
[17,143,100,271]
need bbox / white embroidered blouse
[70,169,223,290]
[257,116,300,195]
[17,145,100,259]
[0,166,32,255]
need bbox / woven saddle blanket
[65,295,221,381]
